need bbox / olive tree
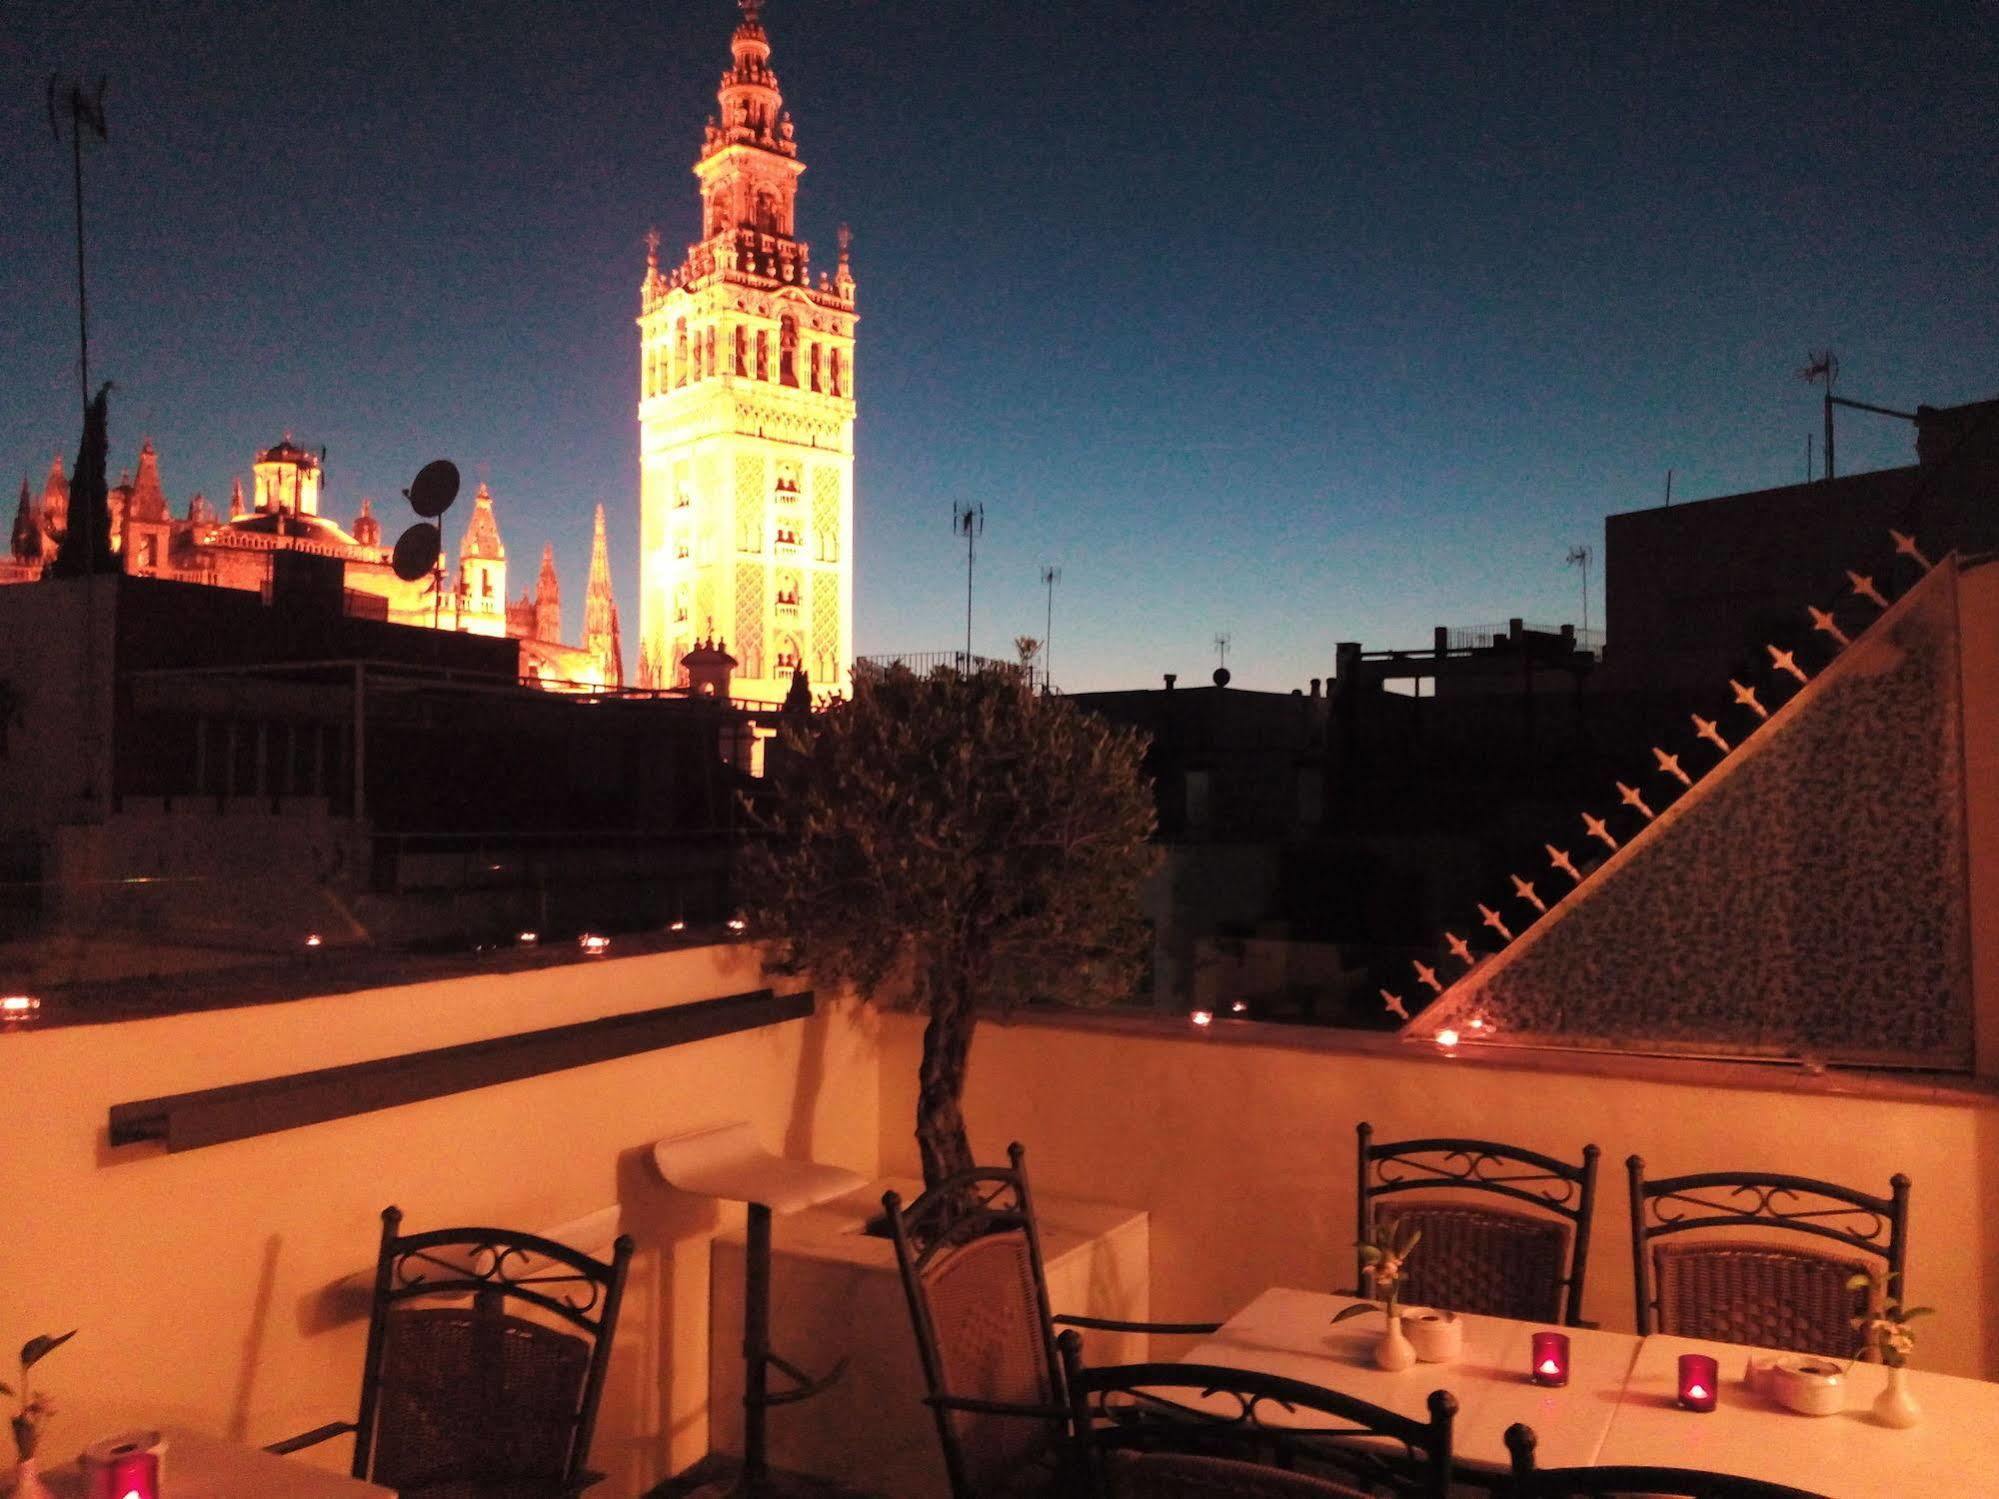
[743,664,1156,1186]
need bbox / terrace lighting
[304,933,323,948]
[578,933,612,956]
[669,919,688,933]
[726,916,748,933]
[1435,1028,1460,1050]
[1189,1009,1214,1028]
[1,994,42,1021]
[517,931,539,945]
[1230,1000,1249,1015]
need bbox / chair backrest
[1504,1422,1830,1498]
[1626,1158,1909,1356]
[1355,1123,1599,1325]
[1061,1333,1456,1499]
[883,1142,1069,1499]
[352,1206,634,1493]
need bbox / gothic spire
[10,477,37,563]
[459,482,505,561]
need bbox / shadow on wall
[226,1233,283,1443]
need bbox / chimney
[1309,678,1321,700]
[1163,673,1176,691]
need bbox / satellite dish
[405,459,460,519]
[392,522,442,582]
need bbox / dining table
[22,1427,394,1498]
[1183,1287,1999,1497]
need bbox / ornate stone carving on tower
[585,503,624,689]
[638,0,856,704]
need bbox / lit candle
[1678,1352,1719,1412]
[1530,1330,1570,1387]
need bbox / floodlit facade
[5,439,623,689]
[636,0,857,702]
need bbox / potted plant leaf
[1849,1268,1931,1429]
[3,1330,77,1499]
[1333,1223,1423,1370]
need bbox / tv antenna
[1799,350,1839,481]
[1214,633,1231,670]
[1565,544,1593,638]
[393,459,462,631]
[953,502,984,667]
[1039,563,1061,690]
[48,75,108,414]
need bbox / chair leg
[743,1202,773,1487]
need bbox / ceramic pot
[1871,1364,1922,1429]
[1374,1315,1417,1371]
[1771,1356,1845,1416]
[1402,1310,1462,1363]
[12,1456,54,1499]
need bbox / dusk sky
[5,1,1995,692]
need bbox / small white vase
[12,1456,53,1499]
[1871,1364,1921,1429]
[1375,1314,1417,1371]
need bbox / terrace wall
[2,943,881,1495]
[879,1010,1999,1379]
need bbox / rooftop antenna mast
[1799,350,1839,481]
[953,502,984,668]
[1565,544,1593,638]
[48,75,108,414]
[1214,633,1231,672]
[1040,563,1061,691]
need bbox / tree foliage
[743,665,1157,1185]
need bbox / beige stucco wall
[879,1011,1999,1380]
[1,943,881,1496]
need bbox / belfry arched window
[734,325,749,376]
[829,348,845,398]
[674,320,688,387]
[705,327,717,379]
[779,315,798,387]
[756,330,769,381]
[810,343,822,392]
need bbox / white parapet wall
[0,942,881,1497]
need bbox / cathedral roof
[127,440,170,523]
[220,510,362,547]
[258,436,317,467]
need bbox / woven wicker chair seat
[1107,1451,1373,1499]
[926,1228,1065,1495]
[1374,1199,1569,1323]
[1652,1239,1870,1359]
[371,1306,590,1494]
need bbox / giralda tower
[636,0,857,701]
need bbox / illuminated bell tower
[637,0,856,702]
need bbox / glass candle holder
[1678,1352,1720,1412]
[1530,1330,1570,1387]
[86,1447,159,1499]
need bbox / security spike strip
[1413,960,1444,996]
[1510,873,1547,914]
[1730,679,1770,721]
[1617,781,1656,820]
[1445,931,1475,967]
[1653,747,1692,788]
[1807,606,1851,648]
[1378,989,1410,1022]
[1479,903,1514,942]
[1847,571,1890,610]
[1692,714,1731,755]
[1767,644,1809,685]
[1582,812,1619,853]
[1546,843,1582,883]
[1889,528,1934,571]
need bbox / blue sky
[5,1,1994,691]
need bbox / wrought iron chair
[1503,1423,1829,1498]
[1354,1123,1599,1325]
[269,1206,635,1498]
[883,1142,1223,1499]
[1626,1157,1909,1359]
[1061,1331,1457,1499]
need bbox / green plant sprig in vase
[1849,1269,1929,1429]
[1333,1222,1422,1370]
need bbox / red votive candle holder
[1530,1330,1570,1387]
[1678,1352,1720,1412]
[87,1449,159,1499]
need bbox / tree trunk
[915,972,979,1188]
